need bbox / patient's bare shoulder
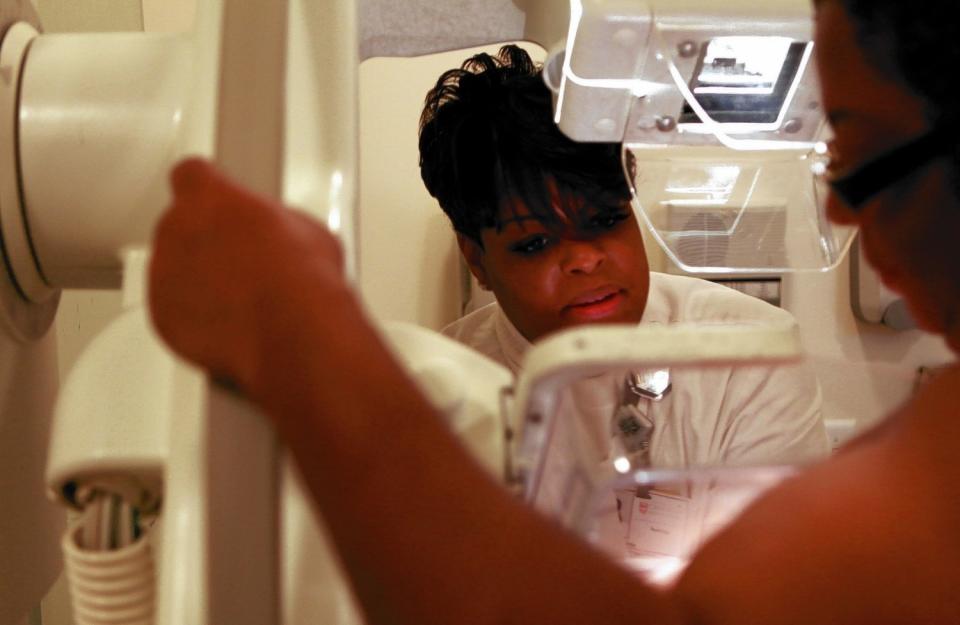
[671,367,960,624]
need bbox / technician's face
[459,193,650,343]
[816,1,960,351]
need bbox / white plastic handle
[202,2,288,625]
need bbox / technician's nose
[561,240,604,274]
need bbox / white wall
[36,0,141,32]
[141,0,194,33]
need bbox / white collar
[493,306,530,375]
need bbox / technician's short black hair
[418,45,633,245]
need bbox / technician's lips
[563,287,626,320]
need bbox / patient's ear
[456,234,491,291]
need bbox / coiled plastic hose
[61,492,155,625]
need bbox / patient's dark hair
[418,45,632,245]
[839,0,960,181]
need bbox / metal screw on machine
[677,40,699,59]
[656,116,677,132]
[783,118,803,134]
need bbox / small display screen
[679,37,809,125]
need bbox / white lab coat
[443,272,829,469]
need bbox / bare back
[674,363,960,625]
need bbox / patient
[147,0,960,619]
[148,0,960,621]
[418,45,828,469]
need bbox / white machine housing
[543,0,854,274]
[549,0,820,146]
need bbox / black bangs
[492,153,632,233]
[419,44,633,245]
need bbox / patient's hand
[148,158,348,400]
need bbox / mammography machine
[0,1,949,624]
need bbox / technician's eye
[510,235,551,255]
[587,211,630,231]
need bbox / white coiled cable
[61,491,155,625]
